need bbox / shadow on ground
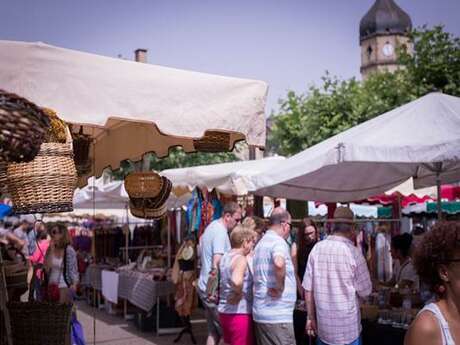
[76,300,207,345]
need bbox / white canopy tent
[0,40,268,185]
[73,176,191,211]
[251,93,460,206]
[308,201,379,218]
[162,156,285,196]
[384,177,437,199]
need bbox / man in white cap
[303,207,372,345]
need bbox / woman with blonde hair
[242,216,265,244]
[44,223,79,303]
[218,225,256,345]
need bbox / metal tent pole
[436,171,442,221]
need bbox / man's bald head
[269,207,291,226]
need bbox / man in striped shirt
[303,207,372,345]
[253,208,297,345]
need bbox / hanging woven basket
[193,130,232,152]
[125,171,164,199]
[6,126,77,214]
[0,90,50,163]
[72,126,92,176]
[7,301,72,345]
[127,175,172,219]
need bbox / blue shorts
[317,336,361,345]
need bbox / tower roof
[359,0,412,42]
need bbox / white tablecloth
[101,270,119,304]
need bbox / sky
[1,0,459,115]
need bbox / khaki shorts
[254,322,295,345]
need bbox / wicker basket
[193,130,231,152]
[125,172,163,198]
[7,301,72,345]
[6,127,77,214]
[130,201,168,220]
[128,175,172,219]
[0,90,50,163]
[0,160,6,193]
[72,126,92,176]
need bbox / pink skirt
[219,313,254,345]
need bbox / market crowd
[0,219,79,303]
[197,202,460,345]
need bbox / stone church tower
[360,0,413,79]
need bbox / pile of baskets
[0,89,77,214]
[7,302,72,345]
[124,172,172,219]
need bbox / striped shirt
[253,230,296,324]
[302,235,372,345]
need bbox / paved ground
[77,301,207,345]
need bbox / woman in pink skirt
[218,226,256,345]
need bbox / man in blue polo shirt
[198,201,242,345]
[253,207,296,345]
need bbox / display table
[83,264,113,290]
[118,270,175,312]
[362,320,406,345]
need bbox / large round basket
[6,127,77,214]
[0,90,50,163]
[130,201,168,220]
[7,301,72,345]
[128,175,172,220]
[125,171,164,199]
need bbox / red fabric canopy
[363,185,460,207]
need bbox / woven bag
[6,127,77,214]
[128,175,172,219]
[72,126,92,176]
[0,90,50,163]
[125,171,163,198]
[7,301,72,345]
[130,201,168,220]
[193,130,231,152]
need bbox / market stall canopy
[162,156,285,196]
[365,178,460,207]
[0,40,268,184]
[308,201,379,218]
[251,93,460,202]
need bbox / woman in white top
[391,233,419,290]
[44,224,79,304]
[405,221,460,345]
[218,226,256,345]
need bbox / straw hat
[330,206,355,223]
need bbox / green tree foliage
[268,26,460,156]
[111,147,238,180]
[399,25,460,97]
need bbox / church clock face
[382,43,394,57]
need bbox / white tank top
[218,251,253,314]
[418,303,456,345]
[49,255,67,288]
